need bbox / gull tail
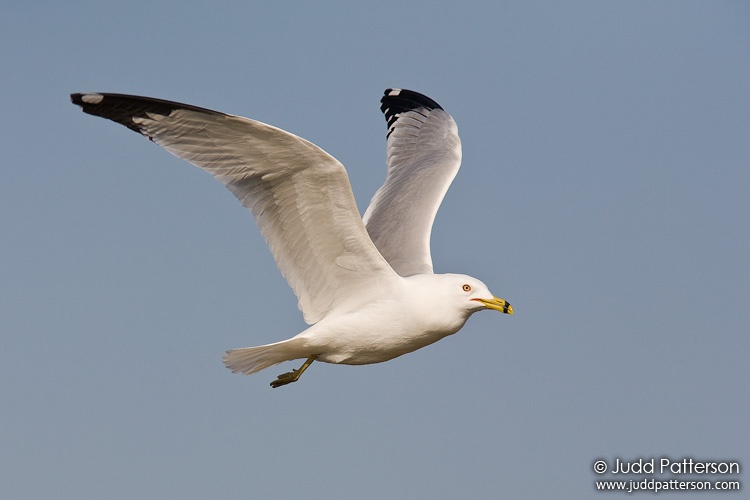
[223,338,308,375]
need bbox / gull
[70,88,513,388]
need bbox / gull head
[407,273,513,324]
[449,274,513,315]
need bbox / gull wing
[71,93,398,324]
[363,89,462,276]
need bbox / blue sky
[2,2,748,498]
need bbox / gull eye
[462,284,472,292]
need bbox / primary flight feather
[70,88,512,387]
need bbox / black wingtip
[70,92,150,134]
[70,92,225,136]
[380,88,444,126]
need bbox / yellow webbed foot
[269,356,316,388]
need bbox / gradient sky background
[2,2,748,499]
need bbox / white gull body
[71,89,513,387]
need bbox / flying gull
[70,88,513,388]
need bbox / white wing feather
[71,93,398,324]
[363,89,462,276]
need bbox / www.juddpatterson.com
[595,477,740,493]
[592,458,741,493]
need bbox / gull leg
[270,356,316,388]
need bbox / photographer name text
[595,458,740,475]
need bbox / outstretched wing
[363,89,462,276]
[71,93,398,324]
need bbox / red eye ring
[462,284,472,292]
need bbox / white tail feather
[223,338,308,375]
